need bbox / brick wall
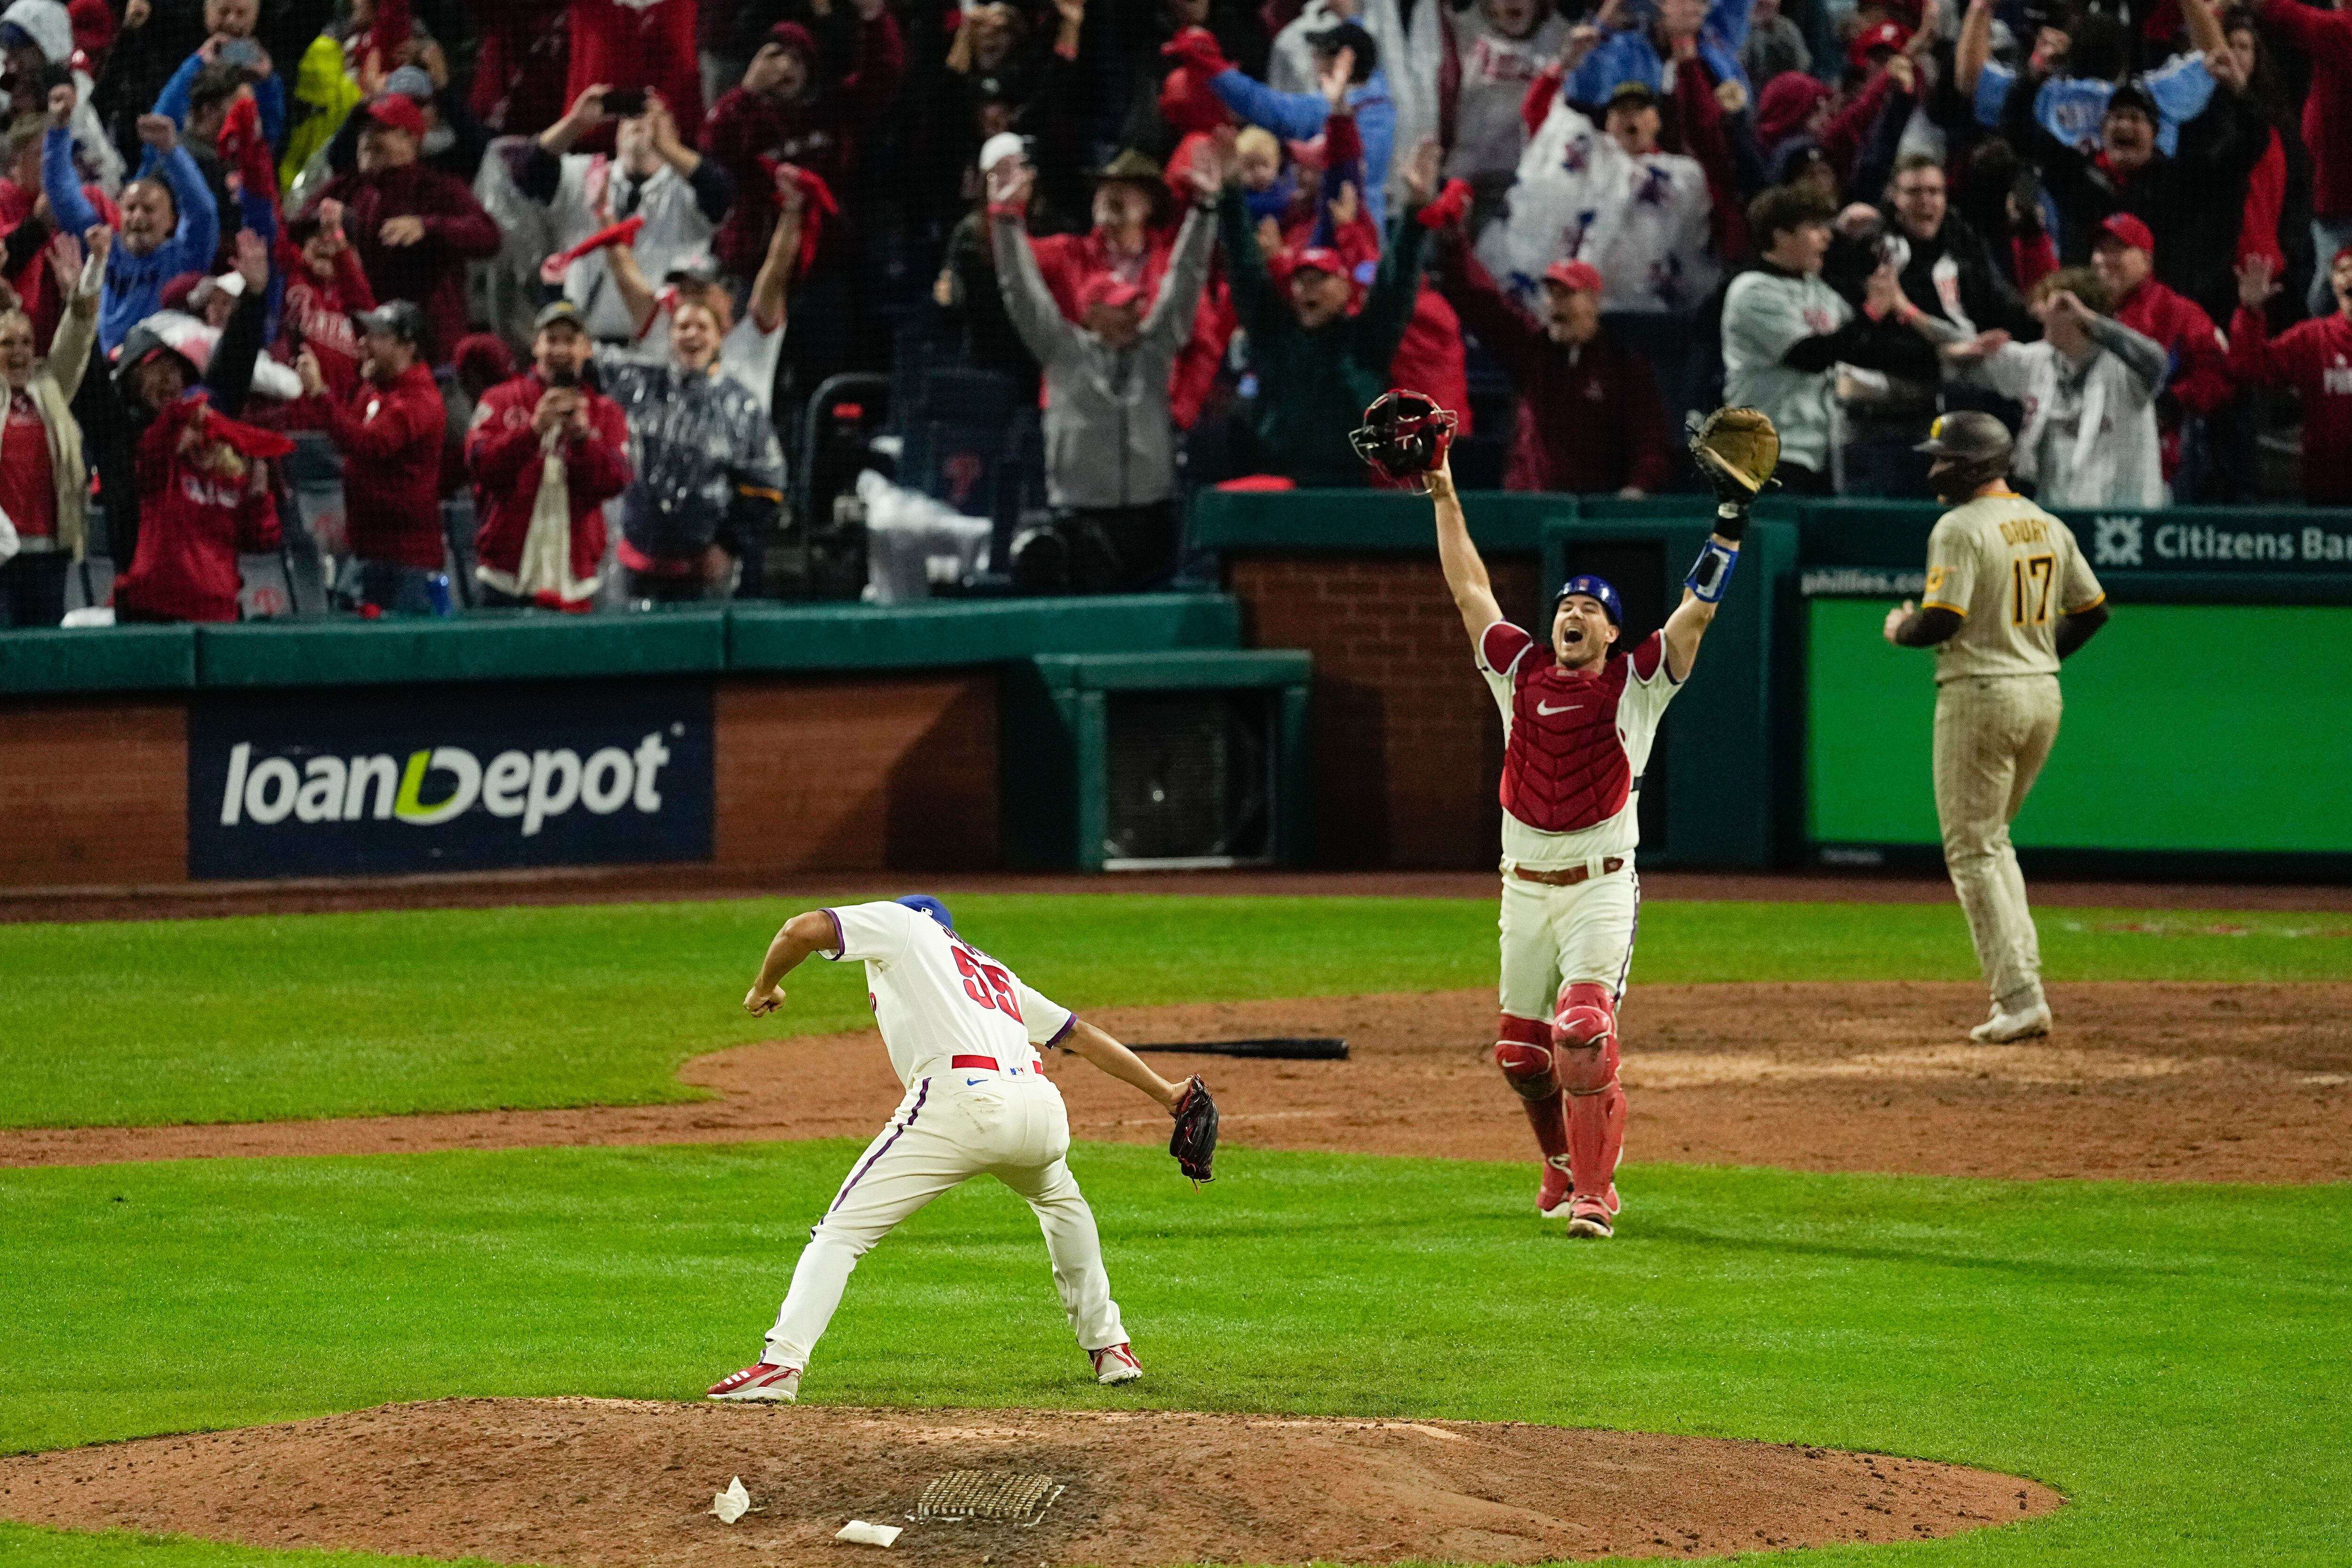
[1227,554,1542,869]
[715,674,999,875]
[0,674,998,891]
[0,699,185,887]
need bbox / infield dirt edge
[0,1396,2066,1567]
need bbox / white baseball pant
[763,1073,1128,1370]
[1497,861,1642,1021]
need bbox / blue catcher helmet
[895,895,954,931]
[1554,573,1623,626]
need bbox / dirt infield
[9,983,2346,1182]
[0,1398,2060,1565]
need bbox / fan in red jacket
[2230,248,2352,506]
[300,97,502,366]
[464,301,631,612]
[111,389,288,624]
[700,11,905,280]
[293,300,448,615]
[2090,213,2235,483]
[1438,245,1672,493]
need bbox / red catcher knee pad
[1552,982,1619,1062]
[1495,1013,1569,1162]
[1494,1013,1558,1101]
[1552,986,1625,1197]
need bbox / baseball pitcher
[707,895,1217,1402]
[1361,391,1766,1239]
[1883,412,2109,1043]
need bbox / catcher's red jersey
[1477,621,1680,857]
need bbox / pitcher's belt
[951,1055,1001,1071]
[1510,857,1626,888]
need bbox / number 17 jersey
[1920,493,2106,683]
[820,901,1077,1087]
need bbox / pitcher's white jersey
[821,901,1076,1087]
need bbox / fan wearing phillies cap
[296,95,500,363]
[700,9,906,285]
[2230,247,2352,506]
[1219,134,1443,485]
[991,143,1217,591]
[2089,212,2234,489]
[1433,237,1671,494]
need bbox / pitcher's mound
[0,1397,2059,1565]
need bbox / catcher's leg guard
[1495,1013,1569,1165]
[1553,984,1626,1206]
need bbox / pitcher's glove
[1686,406,1780,533]
[1168,1075,1218,1185]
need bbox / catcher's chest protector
[1501,657,1635,834]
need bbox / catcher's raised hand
[1687,405,1780,521]
[1168,1075,1218,1184]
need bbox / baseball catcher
[708,895,1204,1403]
[1391,392,1755,1239]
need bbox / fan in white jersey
[707,895,1196,1403]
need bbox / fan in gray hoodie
[991,151,1217,593]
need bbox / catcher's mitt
[1687,406,1781,502]
[1168,1075,1218,1184]
[1350,388,1458,482]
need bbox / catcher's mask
[1914,410,2013,500]
[1554,573,1623,627]
[1350,388,1458,481]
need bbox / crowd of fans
[0,0,2343,626]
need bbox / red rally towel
[757,159,838,275]
[158,393,297,462]
[538,213,647,284]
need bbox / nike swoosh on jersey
[964,1077,987,1085]
[1536,701,1585,716]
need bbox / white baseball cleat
[1969,1002,2052,1044]
[1538,1159,1573,1219]
[707,1362,801,1402]
[1090,1343,1143,1384]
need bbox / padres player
[707,896,1198,1401]
[1420,438,1748,1240]
[1883,412,2109,1043]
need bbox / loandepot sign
[219,733,678,835]
[188,683,714,879]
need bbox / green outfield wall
[1806,600,2352,854]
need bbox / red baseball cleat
[1089,1343,1143,1384]
[1567,1196,1614,1240]
[707,1362,801,1402]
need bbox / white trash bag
[855,470,992,605]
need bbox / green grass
[5,895,2347,1130]
[2,1142,2347,1565]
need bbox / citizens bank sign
[188,683,715,879]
